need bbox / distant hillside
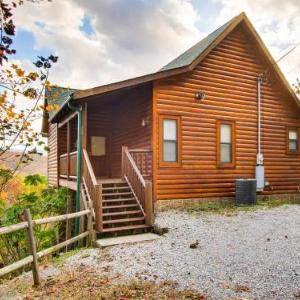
[0,151,47,176]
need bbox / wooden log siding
[82,84,152,178]
[153,24,300,201]
[87,106,112,178]
[47,123,58,186]
[110,84,152,177]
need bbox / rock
[153,224,169,235]
[189,240,199,249]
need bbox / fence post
[66,190,73,251]
[87,210,94,246]
[24,209,40,286]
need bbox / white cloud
[13,0,202,89]
[213,0,300,83]
[11,0,300,90]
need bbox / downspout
[256,75,265,191]
[68,99,82,236]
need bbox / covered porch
[55,82,154,234]
[57,82,153,183]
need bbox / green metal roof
[160,19,233,72]
[45,86,76,119]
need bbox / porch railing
[82,149,102,232]
[129,149,152,178]
[121,146,153,226]
[59,151,77,179]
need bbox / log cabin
[42,13,300,236]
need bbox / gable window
[217,120,235,168]
[159,114,181,167]
[287,128,299,154]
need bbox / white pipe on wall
[256,74,265,191]
[257,75,264,165]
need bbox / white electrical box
[256,165,265,191]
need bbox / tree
[0,0,58,193]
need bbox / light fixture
[141,118,148,127]
[195,91,205,101]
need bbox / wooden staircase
[101,179,149,236]
[82,147,153,238]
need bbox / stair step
[103,217,145,225]
[102,183,127,187]
[103,197,135,204]
[103,192,133,197]
[101,224,148,233]
[102,186,130,191]
[98,178,125,184]
[103,210,142,217]
[103,204,138,210]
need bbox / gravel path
[65,205,300,299]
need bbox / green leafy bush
[0,174,67,268]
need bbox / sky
[9,0,300,134]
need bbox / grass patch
[1,266,207,300]
[181,197,300,215]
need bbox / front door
[90,135,108,178]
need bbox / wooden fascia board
[73,67,189,101]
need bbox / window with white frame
[217,120,235,168]
[287,128,299,153]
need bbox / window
[159,115,181,167]
[217,120,235,168]
[287,128,299,154]
[163,119,177,162]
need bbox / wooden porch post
[65,190,74,250]
[67,121,71,180]
[121,146,128,179]
[145,181,154,226]
[94,183,102,232]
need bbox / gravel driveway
[65,205,300,299]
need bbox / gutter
[67,99,82,237]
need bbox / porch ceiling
[50,82,152,124]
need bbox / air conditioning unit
[235,179,257,205]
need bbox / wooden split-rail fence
[0,208,94,286]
